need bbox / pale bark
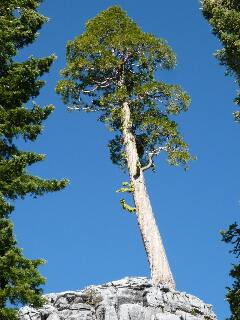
[121,101,176,289]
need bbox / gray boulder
[19,277,216,320]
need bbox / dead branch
[142,147,167,171]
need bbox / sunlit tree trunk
[121,101,176,289]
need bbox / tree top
[57,6,193,170]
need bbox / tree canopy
[56,6,192,172]
[202,0,240,121]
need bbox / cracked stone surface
[19,277,217,320]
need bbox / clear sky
[13,0,239,319]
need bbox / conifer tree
[0,217,45,320]
[0,0,68,318]
[57,6,192,288]
[202,0,240,121]
[202,2,240,316]
[221,223,240,320]
[0,0,68,214]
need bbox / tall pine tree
[0,0,68,318]
[56,6,193,288]
[202,0,240,121]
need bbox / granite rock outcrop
[19,277,216,320]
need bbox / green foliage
[0,218,46,320]
[116,181,134,194]
[120,199,136,213]
[0,0,68,318]
[221,223,240,320]
[0,0,68,213]
[56,6,193,171]
[117,182,135,213]
[0,0,48,62]
[202,0,240,121]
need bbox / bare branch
[67,106,81,111]
[94,77,114,85]
[67,105,105,112]
[142,147,167,171]
[82,107,105,112]
[82,81,113,94]
[82,85,99,94]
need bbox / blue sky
[12,0,239,318]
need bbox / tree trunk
[121,101,176,289]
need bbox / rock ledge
[19,277,216,320]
